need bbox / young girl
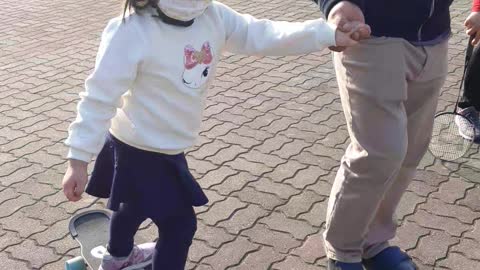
[62,0,368,269]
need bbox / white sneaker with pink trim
[99,242,155,270]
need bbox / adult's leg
[363,40,448,259]
[324,37,411,263]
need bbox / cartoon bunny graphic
[182,42,213,89]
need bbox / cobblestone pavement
[1,0,479,269]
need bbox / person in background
[456,0,480,141]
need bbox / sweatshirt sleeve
[65,17,145,162]
[218,2,337,56]
[474,0,480,12]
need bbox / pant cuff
[363,242,390,260]
[324,240,363,263]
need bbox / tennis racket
[428,36,476,161]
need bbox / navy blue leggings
[107,203,197,270]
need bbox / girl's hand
[62,159,89,202]
[465,12,480,45]
[334,21,371,49]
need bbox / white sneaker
[99,242,155,270]
[455,106,480,141]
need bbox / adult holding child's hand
[326,1,371,51]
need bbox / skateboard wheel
[65,256,86,270]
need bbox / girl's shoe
[99,242,156,270]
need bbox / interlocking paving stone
[200,236,259,270]
[291,232,327,264]
[272,256,325,270]
[242,224,302,254]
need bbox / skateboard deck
[67,209,152,270]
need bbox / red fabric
[473,0,480,12]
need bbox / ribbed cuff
[322,21,338,47]
[67,147,93,163]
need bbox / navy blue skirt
[85,134,208,219]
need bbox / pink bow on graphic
[184,42,213,70]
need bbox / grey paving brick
[200,236,258,270]
[242,224,301,254]
[272,255,325,270]
[7,239,59,269]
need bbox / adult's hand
[465,12,480,46]
[327,1,371,51]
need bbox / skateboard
[65,209,152,270]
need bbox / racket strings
[429,113,475,161]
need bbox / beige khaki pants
[323,37,448,263]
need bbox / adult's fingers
[473,32,480,46]
[351,31,360,41]
[334,30,359,49]
[342,37,358,47]
[467,27,476,36]
[356,24,371,39]
[465,18,472,28]
[340,21,355,32]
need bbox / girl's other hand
[62,159,89,202]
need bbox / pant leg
[363,41,448,258]
[151,206,197,270]
[323,37,412,263]
[108,203,148,257]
